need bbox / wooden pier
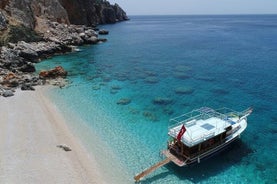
[134,158,171,182]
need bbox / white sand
[0,87,110,184]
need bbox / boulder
[21,84,35,91]
[85,36,98,44]
[39,66,68,79]
[16,41,39,60]
[2,90,14,97]
[57,144,72,152]
[3,72,18,81]
[1,72,19,87]
[98,29,109,35]
[19,62,36,73]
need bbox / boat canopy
[168,107,249,147]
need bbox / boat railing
[169,107,245,129]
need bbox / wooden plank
[134,158,171,182]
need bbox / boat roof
[168,107,242,147]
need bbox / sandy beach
[0,87,109,184]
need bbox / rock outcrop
[0,21,102,94]
[59,0,129,25]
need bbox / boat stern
[162,150,186,167]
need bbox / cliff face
[1,0,69,29]
[0,0,128,45]
[58,0,128,25]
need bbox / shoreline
[45,87,132,184]
[0,86,128,183]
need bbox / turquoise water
[36,15,277,183]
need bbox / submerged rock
[117,98,131,105]
[110,89,118,94]
[143,111,158,121]
[196,76,215,82]
[129,108,140,115]
[92,85,101,90]
[174,87,194,95]
[114,72,128,81]
[174,72,190,80]
[144,70,157,77]
[153,97,173,105]
[174,65,192,73]
[144,77,159,84]
[111,85,122,90]
[163,108,174,115]
[211,88,229,95]
[110,85,121,94]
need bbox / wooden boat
[163,107,252,166]
[134,107,252,182]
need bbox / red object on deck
[177,124,186,141]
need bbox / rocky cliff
[0,0,128,45]
[59,0,128,25]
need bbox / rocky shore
[0,0,128,97]
[0,21,105,97]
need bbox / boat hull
[163,133,242,167]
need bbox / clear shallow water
[36,15,277,183]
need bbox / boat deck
[168,107,241,147]
[169,117,232,146]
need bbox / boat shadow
[139,140,254,183]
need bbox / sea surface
[36,15,277,183]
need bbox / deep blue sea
[36,15,277,183]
